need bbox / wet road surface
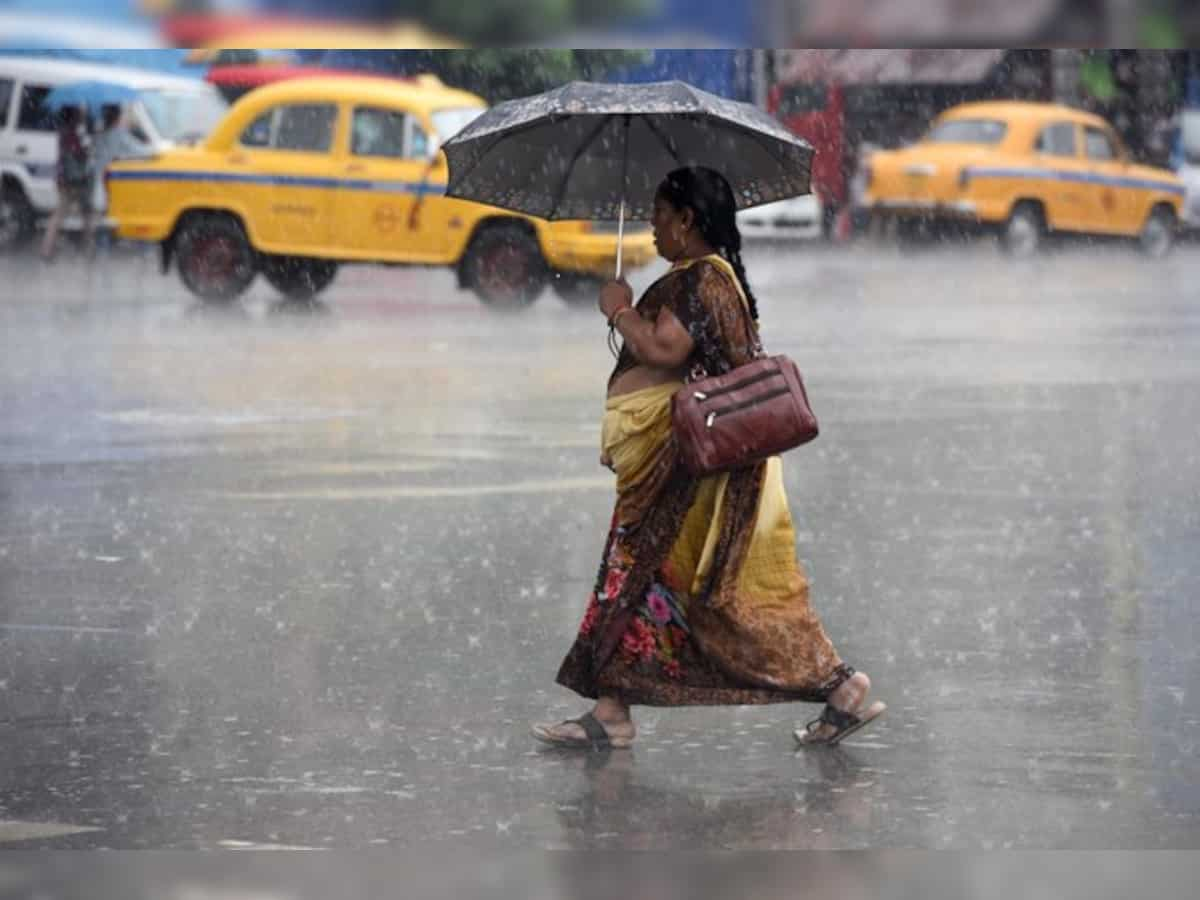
[1,240,1199,848]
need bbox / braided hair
[657,166,760,322]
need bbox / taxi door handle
[345,163,366,174]
[227,153,247,164]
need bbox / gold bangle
[609,307,635,329]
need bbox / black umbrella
[442,80,814,276]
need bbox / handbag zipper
[692,365,782,401]
[705,386,791,427]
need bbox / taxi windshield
[139,88,229,145]
[927,118,1008,145]
[430,105,485,151]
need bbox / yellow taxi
[106,75,656,306]
[863,100,1185,257]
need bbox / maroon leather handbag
[672,354,819,476]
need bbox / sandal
[794,700,886,747]
[531,712,633,751]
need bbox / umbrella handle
[616,200,624,280]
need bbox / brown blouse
[608,259,761,389]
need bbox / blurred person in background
[40,105,95,262]
[92,104,153,252]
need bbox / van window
[140,88,228,144]
[17,85,55,132]
[275,104,336,153]
[1035,122,1077,157]
[0,79,13,129]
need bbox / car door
[335,104,444,260]
[1032,120,1089,231]
[11,81,60,212]
[1082,124,1134,234]
[226,101,337,251]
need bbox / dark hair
[657,166,760,322]
[101,105,122,130]
[58,106,81,129]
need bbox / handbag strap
[670,254,765,381]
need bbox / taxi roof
[204,74,487,148]
[226,74,484,111]
[940,100,1111,131]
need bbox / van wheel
[1002,202,1043,258]
[463,223,547,309]
[1139,206,1175,259]
[552,272,604,306]
[0,183,35,252]
[176,214,257,303]
[263,256,338,300]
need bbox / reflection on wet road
[1,243,1198,848]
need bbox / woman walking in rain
[40,105,95,262]
[533,166,885,750]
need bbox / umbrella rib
[547,114,616,220]
[642,116,685,167]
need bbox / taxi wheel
[552,272,604,306]
[0,183,35,252]
[176,215,257,303]
[1001,202,1043,258]
[263,256,339,300]
[463,224,548,309]
[1139,207,1175,259]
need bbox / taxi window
[17,84,54,132]
[1084,127,1117,161]
[351,107,408,158]
[351,107,431,160]
[275,104,336,153]
[1035,122,1077,157]
[0,79,12,128]
[240,110,274,148]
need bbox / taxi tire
[1138,207,1175,259]
[176,214,257,304]
[462,223,548,309]
[1001,202,1043,258]
[0,183,36,253]
[551,272,604,306]
[262,256,339,300]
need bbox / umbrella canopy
[442,80,814,223]
[45,80,140,112]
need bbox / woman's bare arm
[614,306,694,370]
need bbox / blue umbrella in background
[45,80,139,112]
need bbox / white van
[0,56,228,250]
